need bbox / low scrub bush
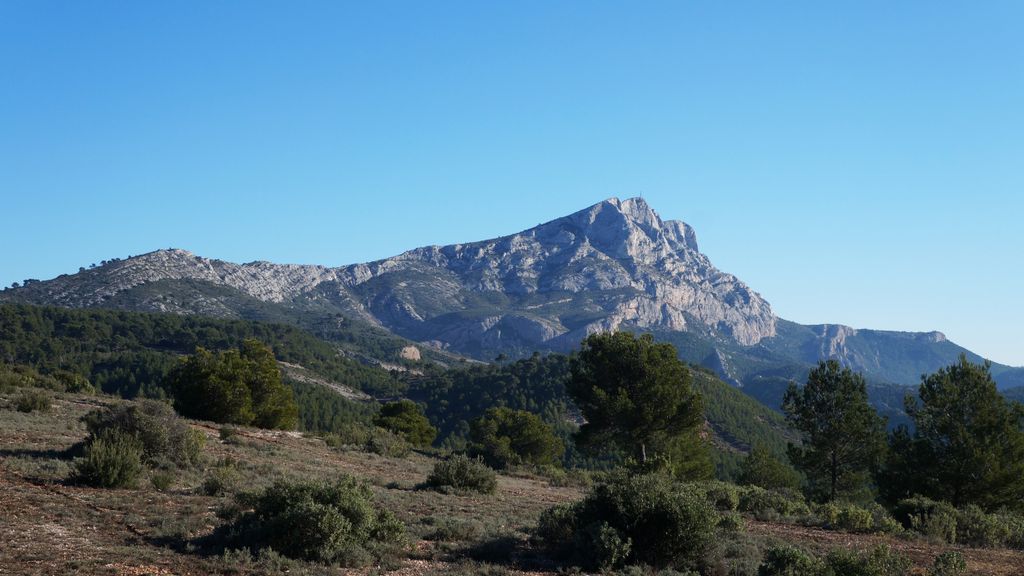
[52,370,95,394]
[813,502,897,533]
[75,430,144,488]
[692,480,741,511]
[895,496,958,543]
[150,469,175,491]
[14,388,52,413]
[929,551,967,576]
[424,454,497,494]
[955,505,1008,547]
[82,400,204,468]
[203,459,241,496]
[366,426,412,457]
[536,471,719,572]
[895,496,1024,547]
[218,476,404,566]
[825,544,911,576]
[738,485,810,521]
[757,544,823,576]
[422,517,485,542]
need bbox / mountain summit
[5,197,1020,388]
[2,198,775,353]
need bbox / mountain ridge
[3,197,1020,390]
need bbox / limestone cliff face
[2,198,777,355]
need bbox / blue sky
[2,2,1022,365]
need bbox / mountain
[3,197,1020,391]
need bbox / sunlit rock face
[3,197,777,354]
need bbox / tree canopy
[880,355,1024,510]
[738,442,801,491]
[166,339,298,429]
[783,360,886,502]
[373,399,437,448]
[468,407,564,469]
[566,331,710,479]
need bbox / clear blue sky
[2,2,1022,365]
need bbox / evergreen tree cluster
[166,339,299,429]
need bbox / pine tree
[783,360,886,502]
[567,331,711,479]
[881,355,1024,510]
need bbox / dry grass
[2,389,1023,575]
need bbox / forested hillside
[0,303,794,477]
[0,303,404,397]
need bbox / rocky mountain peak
[2,198,778,351]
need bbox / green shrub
[52,370,95,394]
[75,430,144,488]
[738,486,810,520]
[928,551,967,576]
[739,443,801,491]
[422,517,484,542]
[203,460,241,496]
[536,502,579,547]
[758,544,823,576]
[374,399,437,448]
[955,504,1012,547]
[221,476,404,566]
[467,407,564,469]
[14,388,52,413]
[995,511,1024,548]
[166,340,298,429]
[895,496,957,543]
[366,427,412,457]
[695,480,741,511]
[835,504,875,532]
[82,400,204,468]
[718,511,745,532]
[825,544,911,576]
[151,469,175,491]
[536,472,719,571]
[425,454,497,494]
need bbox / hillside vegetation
[0,303,795,477]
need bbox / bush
[374,400,437,447]
[425,455,497,494]
[366,427,412,457]
[929,551,967,576]
[738,486,810,521]
[203,460,241,496]
[895,496,957,543]
[955,504,1012,547]
[995,512,1024,548]
[82,400,204,468]
[167,340,298,429]
[220,476,404,566]
[468,407,564,469]
[151,469,175,491]
[75,430,144,488]
[758,545,823,576]
[536,471,719,571]
[14,388,52,413]
[825,544,911,576]
[52,370,95,394]
[422,517,484,542]
[718,511,745,532]
[694,480,741,511]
